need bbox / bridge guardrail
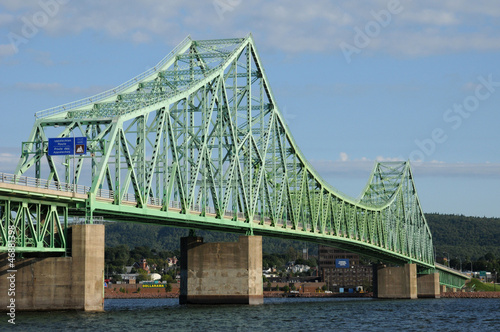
[0,172,90,196]
[34,35,193,119]
[0,172,293,224]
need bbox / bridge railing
[0,172,294,225]
[34,35,193,119]
[0,172,90,196]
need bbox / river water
[2,297,499,331]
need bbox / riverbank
[105,283,500,299]
[263,291,372,298]
[104,283,372,299]
[440,291,500,298]
[105,283,179,299]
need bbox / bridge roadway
[0,172,426,265]
[0,172,412,260]
[0,172,468,289]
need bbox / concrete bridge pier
[0,224,105,311]
[376,264,440,299]
[180,235,263,305]
[377,264,418,299]
[417,273,440,298]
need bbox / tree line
[104,213,500,279]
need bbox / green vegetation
[104,243,180,277]
[426,213,500,260]
[165,283,172,292]
[104,213,500,283]
[105,222,318,255]
[465,278,499,292]
[161,274,174,283]
[105,214,499,261]
[136,268,150,282]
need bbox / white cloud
[12,81,112,98]
[0,13,15,26]
[310,158,500,179]
[311,159,374,178]
[411,162,500,177]
[131,31,152,44]
[375,155,403,162]
[2,0,500,57]
[0,150,20,174]
[0,1,39,11]
[14,81,62,91]
[400,9,459,26]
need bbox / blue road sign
[48,138,74,156]
[335,259,350,268]
[75,137,87,155]
[48,137,87,156]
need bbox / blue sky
[0,0,499,217]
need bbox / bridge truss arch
[12,35,434,269]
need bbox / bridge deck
[0,181,87,201]
[0,174,468,288]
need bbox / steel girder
[13,35,436,269]
[0,195,68,253]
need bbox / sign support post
[47,136,87,192]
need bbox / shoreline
[105,285,500,300]
[440,291,500,298]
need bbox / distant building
[263,268,279,278]
[117,273,138,284]
[167,256,178,267]
[133,258,150,273]
[318,245,373,292]
[290,264,310,274]
[150,273,162,281]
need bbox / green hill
[425,213,500,260]
[104,222,316,255]
[104,214,500,259]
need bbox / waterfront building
[318,245,373,292]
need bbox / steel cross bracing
[7,35,436,270]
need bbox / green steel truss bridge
[1,35,467,288]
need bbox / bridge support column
[377,263,417,299]
[180,235,263,305]
[0,224,104,311]
[417,273,440,298]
